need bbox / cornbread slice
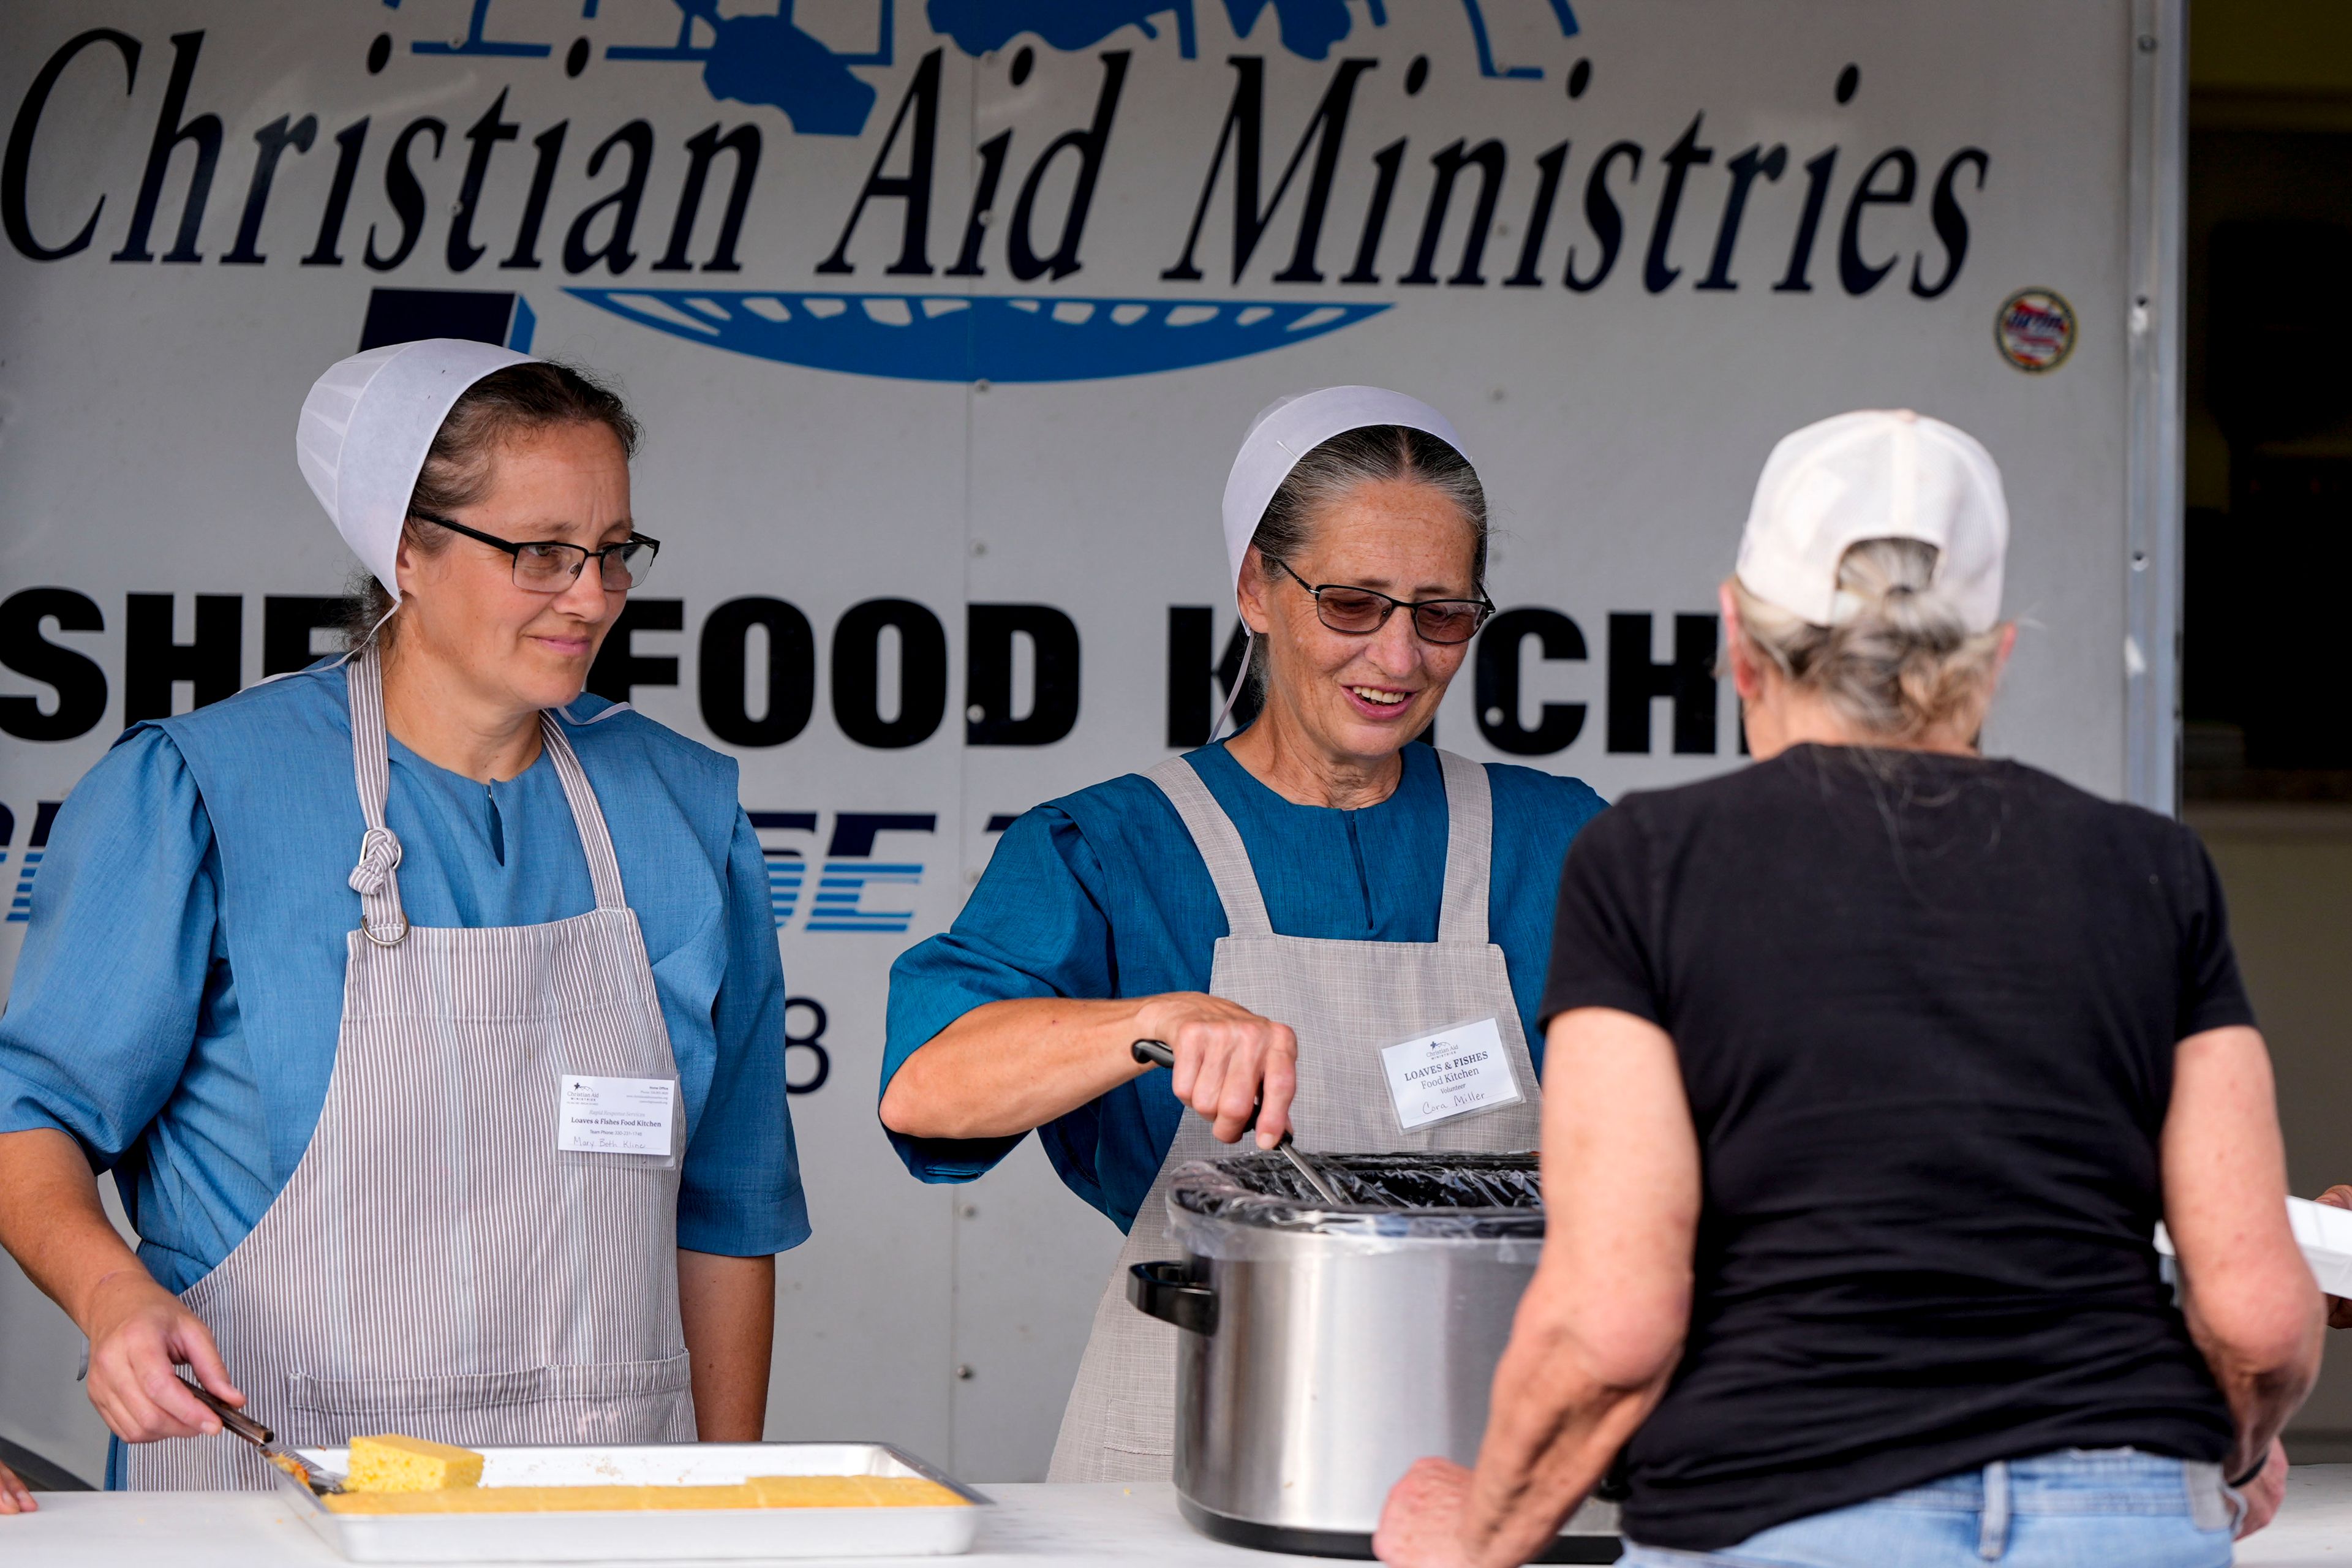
[326,1486,653,1515]
[343,1434,486,1493]
[747,1475,967,1508]
[326,1484,774,1513]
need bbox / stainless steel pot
[1129,1153,1621,1562]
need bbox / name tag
[1380,1018,1522,1132]
[557,1074,676,1156]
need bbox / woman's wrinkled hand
[1373,1457,1477,1568]
[2317,1186,2352,1330]
[81,1268,242,1444]
[2235,1437,2289,1539]
[1134,993,1300,1148]
[0,1456,33,1515]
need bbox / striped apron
[1046,748,1547,1482]
[129,646,696,1490]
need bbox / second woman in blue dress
[879,386,1605,1483]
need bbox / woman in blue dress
[0,341,807,1489]
[879,386,1606,1487]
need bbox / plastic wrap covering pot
[1128,1153,1621,1562]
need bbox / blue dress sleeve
[0,728,218,1165]
[1483,766,1612,1070]
[880,807,1118,1197]
[676,808,811,1256]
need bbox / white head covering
[1735,409,2008,633]
[1221,386,1469,596]
[1208,385,1471,739]
[296,338,540,602]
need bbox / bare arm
[878,993,1296,1150]
[2161,1026,2324,1482]
[1377,1008,1701,1568]
[677,1251,775,1441]
[0,1128,239,1443]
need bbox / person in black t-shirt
[1376,411,2323,1568]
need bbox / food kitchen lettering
[6,20,1991,311]
[0,589,1726,758]
[0,588,1717,965]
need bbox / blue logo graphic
[394,0,1580,138]
[567,288,1389,382]
[928,1,1569,73]
[605,0,894,137]
[928,0,1362,62]
[750,811,940,934]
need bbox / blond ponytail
[1728,538,2005,743]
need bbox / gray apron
[130,646,696,1490]
[1047,748,1545,1482]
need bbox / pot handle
[1127,1261,1216,1335]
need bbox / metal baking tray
[268,1441,989,1562]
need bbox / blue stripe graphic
[7,851,42,922]
[806,860,924,933]
[567,290,1389,383]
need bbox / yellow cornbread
[343,1434,486,1493]
[747,1475,968,1508]
[322,1476,969,1513]
[326,1486,652,1514]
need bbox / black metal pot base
[1177,1494,1623,1562]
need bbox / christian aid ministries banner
[1,0,2156,1480]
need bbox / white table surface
[2238,1467,2352,1566]
[5,1472,2348,1565]
[2,1483,1325,1566]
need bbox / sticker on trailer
[1996,288,2079,372]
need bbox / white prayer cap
[1735,409,2008,633]
[296,338,539,601]
[1220,386,1469,597]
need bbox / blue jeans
[1621,1449,2240,1568]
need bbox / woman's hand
[880,993,1299,1147]
[0,1129,244,1447]
[1134,993,1298,1148]
[1373,1458,1476,1568]
[0,1457,33,1515]
[2235,1437,2289,1539]
[2318,1186,2352,1330]
[82,1268,243,1444]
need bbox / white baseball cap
[296,338,539,602]
[1734,409,2008,632]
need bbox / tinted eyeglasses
[1267,557,1492,645]
[412,510,660,592]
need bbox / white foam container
[2153,1195,2352,1296]
[269,1442,989,1562]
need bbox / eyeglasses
[1267,557,1492,645]
[411,510,661,592]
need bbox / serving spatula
[178,1377,346,1494]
